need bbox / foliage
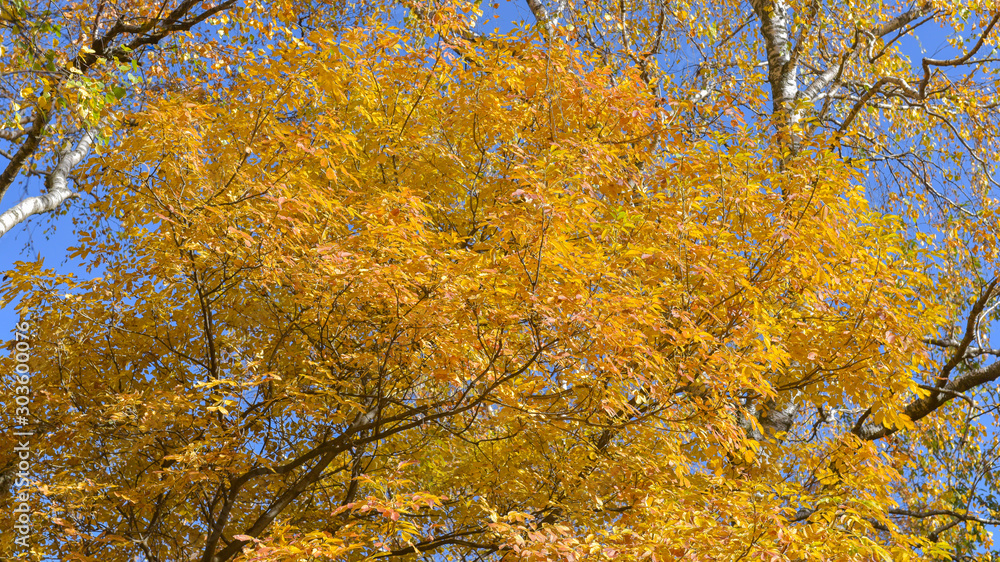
[0,0,354,238]
[3,0,1000,561]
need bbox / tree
[0,0,326,239]
[3,0,1000,560]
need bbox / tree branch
[0,124,103,239]
[0,0,238,239]
[918,13,1000,98]
[0,108,49,202]
[524,0,554,37]
[852,280,1000,440]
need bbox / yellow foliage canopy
[3,1,1000,561]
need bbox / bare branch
[872,3,935,38]
[936,279,998,388]
[0,109,49,202]
[799,2,936,103]
[924,338,1000,359]
[918,13,1000,98]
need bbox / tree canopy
[3,0,1000,560]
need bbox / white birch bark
[0,126,102,240]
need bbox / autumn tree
[3,0,1000,561]
[0,0,353,240]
